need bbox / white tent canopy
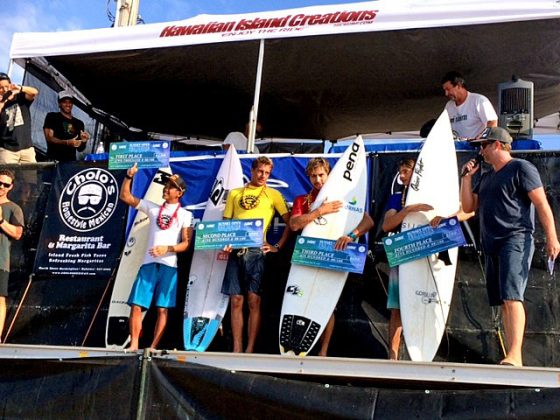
[10,0,560,140]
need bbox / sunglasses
[479,141,495,149]
[0,181,12,188]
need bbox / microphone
[461,155,483,177]
[1,91,12,103]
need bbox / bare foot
[499,358,522,367]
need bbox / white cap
[58,90,74,101]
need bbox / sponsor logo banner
[383,217,466,267]
[34,162,127,278]
[108,141,170,170]
[194,218,264,250]
[291,235,367,274]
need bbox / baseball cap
[58,90,74,101]
[469,127,512,144]
[166,174,186,192]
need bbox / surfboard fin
[438,250,452,266]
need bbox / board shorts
[221,247,265,296]
[128,263,178,309]
[484,235,534,306]
[0,270,9,297]
[387,266,400,310]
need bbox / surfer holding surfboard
[289,157,373,356]
[222,156,290,353]
[119,163,193,351]
[382,159,433,360]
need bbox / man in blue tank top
[461,127,560,366]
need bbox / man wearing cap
[120,163,193,351]
[43,90,90,161]
[442,71,498,140]
[0,72,39,163]
[461,127,560,366]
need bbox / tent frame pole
[247,39,265,153]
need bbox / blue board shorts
[221,248,265,296]
[128,263,178,309]
[484,235,534,306]
[387,266,400,310]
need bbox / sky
[1,0,363,82]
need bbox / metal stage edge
[0,344,559,389]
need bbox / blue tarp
[330,139,542,154]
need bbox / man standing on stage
[120,164,193,351]
[289,157,373,356]
[43,90,90,161]
[222,156,290,353]
[461,127,560,366]
[0,73,39,163]
[0,170,24,342]
[442,71,497,140]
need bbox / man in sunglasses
[0,170,24,342]
[442,71,497,140]
[120,164,193,351]
[0,73,39,164]
[289,157,373,356]
[461,127,560,366]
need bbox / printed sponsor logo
[58,168,118,232]
[415,289,439,305]
[343,141,361,182]
[345,195,363,213]
[410,157,424,192]
[159,10,378,38]
[286,285,304,297]
[209,177,226,206]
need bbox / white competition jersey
[136,199,192,268]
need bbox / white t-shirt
[136,199,193,268]
[445,92,497,139]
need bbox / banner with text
[33,161,128,278]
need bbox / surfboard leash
[426,256,451,360]
[81,266,119,347]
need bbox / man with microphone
[461,126,560,367]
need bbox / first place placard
[108,141,170,170]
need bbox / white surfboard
[279,136,367,356]
[105,167,172,349]
[183,146,244,351]
[399,110,460,362]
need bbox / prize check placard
[195,219,264,250]
[108,141,170,170]
[383,217,466,267]
[291,235,368,274]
